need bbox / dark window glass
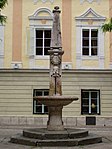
[91,30,98,37]
[91,48,97,55]
[81,90,100,115]
[36,30,43,38]
[45,30,51,38]
[44,48,50,55]
[91,40,97,46]
[82,48,89,55]
[35,30,51,56]
[36,48,43,55]
[83,30,89,37]
[45,39,51,47]
[82,29,98,56]
[33,90,49,114]
[36,39,43,47]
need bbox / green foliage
[0,14,6,24]
[0,0,8,9]
[102,18,112,32]
[0,0,8,24]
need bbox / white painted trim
[89,91,91,114]
[11,62,23,69]
[81,27,98,56]
[0,25,4,68]
[76,26,82,69]
[29,7,53,20]
[29,7,53,69]
[80,0,101,4]
[75,8,106,21]
[109,63,112,69]
[34,0,54,4]
[29,55,35,68]
[35,55,50,60]
[75,8,105,69]
[62,62,72,69]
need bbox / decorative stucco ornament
[80,0,100,4]
[34,0,54,4]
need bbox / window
[33,89,48,114]
[35,30,51,56]
[81,90,100,115]
[82,29,98,56]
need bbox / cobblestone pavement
[0,126,112,149]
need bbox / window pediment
[75,8,106,21]
[80,0,101,4]
[34,0,54,4]
[29,8,53,20]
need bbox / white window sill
[81,56,99,60]
[35,55,50,60]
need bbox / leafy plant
[0,14,6,24]
[0,0,8,24]
[0,0,8,9]
[102,18,112,32]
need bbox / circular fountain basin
[34,95,78,131]
[34,95,78,107]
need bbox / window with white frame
[33,89,48,114]
[75,8,106,69]
[82,28,98,56]
[81,89,100,115]
[35,29,51,56]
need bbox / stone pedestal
[47,106,64,130]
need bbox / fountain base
[10,128,102,146]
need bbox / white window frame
[75,8,106,69]
[35,28,51,57]
[81,90,100,115]
[81,27,99,57]
[33,89,49,114]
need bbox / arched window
[27,8,53,68]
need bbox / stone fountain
[36,6,78,131]
[10,6,102,147]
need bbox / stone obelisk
[48,6,64,130]
[49,6,64,96]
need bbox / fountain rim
[34,95,78,101]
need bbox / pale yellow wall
[3,0,13,68]
[81,59,99,68]
[2,0,110,69]
[35,58,50,69]
[72,0,109,69]
[22,0,62,68]
[0,70,112,116]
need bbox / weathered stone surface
[18,117,27,125]
[10,135,37,146]
[66,117,77,127]
[10,129,102,147]
[77,117,86,126]
[26,117,34,125]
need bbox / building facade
[0,0,112,126]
